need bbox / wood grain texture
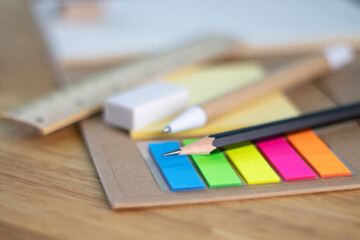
[0,1,360,240]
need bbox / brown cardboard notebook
[80,58,360,210]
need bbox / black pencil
[162,101,360,156]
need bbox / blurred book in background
[32,0,360,69]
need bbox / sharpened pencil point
[162,126,171,133]
[162,148,181,156]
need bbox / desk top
[0,1,359,240]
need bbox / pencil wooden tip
[161,148,181,156]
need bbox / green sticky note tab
[225,142,280,184]
[183,139,242,188]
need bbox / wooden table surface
[1,1,359,239]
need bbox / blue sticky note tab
[149,142,205,191]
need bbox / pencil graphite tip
[162,126,171,133]
[161,148,181,156]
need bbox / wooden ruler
[2,37,238,135]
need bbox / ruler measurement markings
[3,38,237,134]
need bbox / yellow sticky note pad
[131,93,299,139]
[130,61,300,139]
[225,142,280,184]
[174,62,264,105]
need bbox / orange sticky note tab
[287,130,351,177]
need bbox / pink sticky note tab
[256,137,316,181]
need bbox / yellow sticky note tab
[225,142,280,184]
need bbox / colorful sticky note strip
[256,137,316,181]
[287,130,351,177]
[149,142,205,191]
[225,142,280,184]
[183,139,242,188]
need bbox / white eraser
[104,81,189,130]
